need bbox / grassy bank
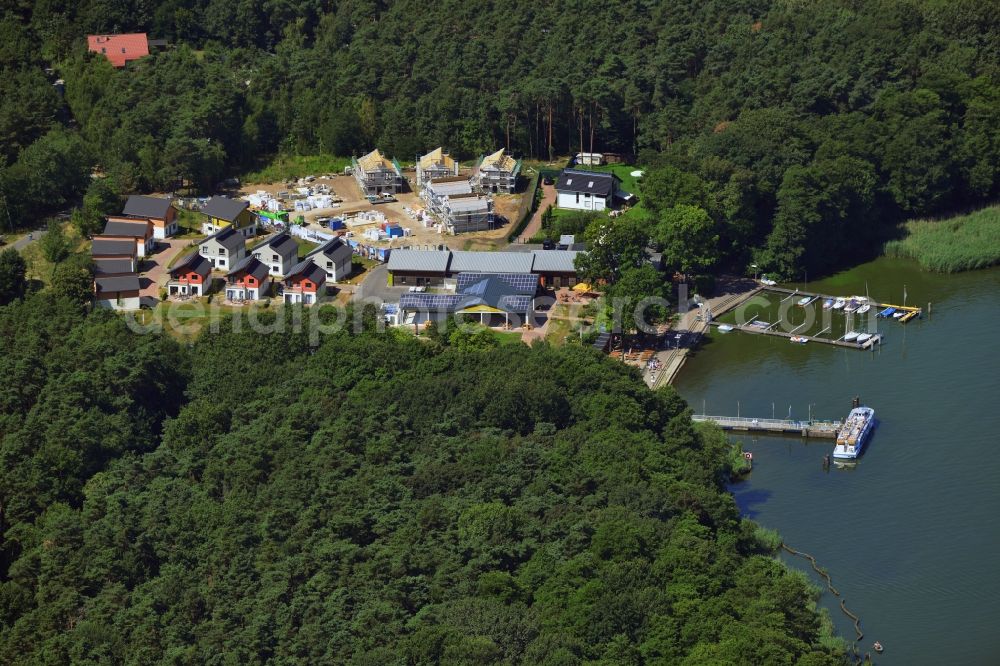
[884,206,1000,272]
[242,155,353,184]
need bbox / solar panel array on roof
[399,293,461,310]
[456,272,537,294]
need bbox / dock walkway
[692,414,842,439]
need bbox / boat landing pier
[692,415,842,439]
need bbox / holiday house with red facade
[282,260,326,304]
[225,256,272,301]
[167,253,212,297]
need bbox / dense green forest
[0,293,844,663]
[1,0,999,276]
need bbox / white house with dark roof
[352,149,403,195]
[306,237,353,282]
[198,226,247,270]
[416,147,459,188]
[250,231,298,277]
[121,195,177,238]
[556,169,621,211]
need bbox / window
[101,47,106,54]
[202,246,208,254]
[575,193,580,204]
[272,254,278,261]
[121,48,126,54]
[219,248,225,255]
[326,261,332,268]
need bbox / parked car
[542,176,553,185]
[542,239,555,250]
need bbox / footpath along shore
[647,278,760,389]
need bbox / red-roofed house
[87,34,150,68]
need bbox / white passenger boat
[832,406,875,459]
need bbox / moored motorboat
[823,298,834,309]
[832,406,875,459]
[873,641,884,653]
[844,298,859,312]
[893,311,904,319]
[797,296,812,306]
[857,333,872,343]
[790,336,809,344]
[833,297,846,310]
[878,307,895,318]
[857,303,871,314]
[844,331,860,342]
[717,324,734,332]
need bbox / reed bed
[884,206,1000,272]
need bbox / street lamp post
[751,263,759,282]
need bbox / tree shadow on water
[730,486,772,520]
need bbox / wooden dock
[707,285,919,350]
[692,414,842,439]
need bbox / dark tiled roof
[169,252,211,278]
[201,196,248,222]
[251,231,297,256]
[122,195,173,219]
[308,237,352,263]
[227,256,269,282]
[103,219,150,237]
[94,258,134,275]
[95,275,140,293]
[200,225,245,253]
[556,169,620,197]
[286,259,326,284]
[91,238,136,256]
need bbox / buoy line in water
[781,543,869,662]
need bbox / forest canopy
[0,295,844,663]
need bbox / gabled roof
[199,225,245,253]
[479,148,516,172]
[419,147,456,171]
[169,253,211,278]
[95,275,141,293]
[94,258,134,276]
[556,169,620,197]
[531,250,580,273]
[87,34,149,68]
[122,195,173,219]
[450,250,533,274]
[307,237,352,263]
[91,238,137,256]
[201,196,249,222]
[400,274,533,314]
[251,231,297,256]
[102,219,150,237]
[357,149,396,173]
[387,249,451,273]
[285,259,326,284]
[227,256,270,282]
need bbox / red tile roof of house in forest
[87,33,149,68]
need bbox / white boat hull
[832,407,875,459]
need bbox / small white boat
[857,304,871,314]
[761,277,777,286]
[823,298,834,309]
[892,311,904,319]
[844,299,859,313]
[797,296,812,306]
[833,298,846,310]
[857,333,872,343]
[790,336,809,344]
[844,331,860,342]
[717,324,734,333]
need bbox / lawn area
[884,205,1000,272]
[241,155,353,184]
[175,209,204,237]
[587,163,647,221]
[294,237,320,259]
[493,330,526,346]
[21,223,87,287]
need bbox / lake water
[674,258,1000,665]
